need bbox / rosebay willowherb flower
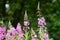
[23,10,30,31]
[0,23,6,40]
[16,23,22,32]
[6,26,16,40]
[5,21,16,40]
[31,28,38,40]
[0,27,6,34]
[31,35,36,40]
[38,17,46,26]
[9,21,17,36]
[37,2,49,40]
[9,27,16,36]
[16,23,24,40]
[5,21,24,40]
[43,27,49,40]
[0,33,4,40]
[24,10,30,40]
[24,20,29,27]
[6,30,12,40]
[44,32,48,39]
[24,10,30,27]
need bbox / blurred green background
[0,0,60,40]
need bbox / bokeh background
[0,0,60,40]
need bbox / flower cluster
[0,19,49,40]
[0,1,52,40]
[0,25,6,40]
[38,17,46,26]
[37,16,49,40]
[44,32,48,39]
[5,23,24,40]
[31,28,39,40]
[24,20,29,26]
[0,13,49,40]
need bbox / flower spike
[37,2,40,10]
[24,10,28,21]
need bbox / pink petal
[16,23,22,32]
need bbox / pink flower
[0,34,4,40]
[16,23,24,39]
[9,27,16,36]
[32,36,35,40]
[2,27,6,34]
[38,17,46,25]
[18,32,24,40]
[6,30,15,40]
[24,21,29,26]
[0,27,6,34]
[0,26,6,40]
[44,32,48,39]
[16,23,22,32]
[19,32,24,38]
[6,32,11,38]
[41,17,45,22]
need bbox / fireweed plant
[0,2,53,40]
[36,2,49,40]
[24,10,30,40]
[5,22,24,40]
